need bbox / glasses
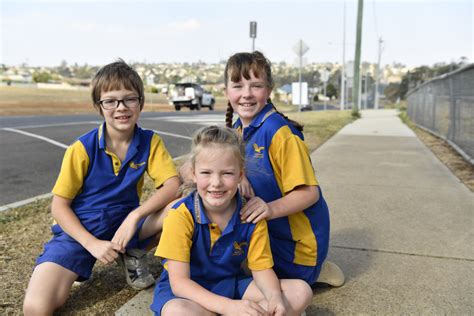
[98,97,141,110]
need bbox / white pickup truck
[171,83,215,111]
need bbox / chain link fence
[407,64,474,164]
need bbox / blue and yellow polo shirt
[52,123,177,221]
[234,104,330,272]
[155,191,273,286]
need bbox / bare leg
[280,279,313,315]
[241,281,268,310]
[23,262,78,316]
[242,279,313,316]
[162,298,215,316]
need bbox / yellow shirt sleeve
[147,133,178,189]
[52,141,89,199]
[155,203,194,262]
[247,220,274,271]
[269,126,318,194]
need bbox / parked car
[171,83,215,111]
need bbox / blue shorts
[35,210,151,281]
[150,272,252,315]
[273,260,323,285]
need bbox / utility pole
[340,1,346,111]
[374,37,383,109]
[352,0,364,116]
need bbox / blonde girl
[151,126,312,316]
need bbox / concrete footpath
[116,109,473,315]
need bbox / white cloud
[166,19,201,32]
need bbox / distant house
[3,68,33,83]
[276,84,292,103]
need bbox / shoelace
[132,255,150,277]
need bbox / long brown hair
[224,51,303,131]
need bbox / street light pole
[250,21,257,52]
[340,0,346,111]
[374,37,383,109]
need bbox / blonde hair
[178,126,245,196]
[191,125,245,169]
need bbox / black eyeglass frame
[97,97,142,110]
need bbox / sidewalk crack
[331,245,474,262]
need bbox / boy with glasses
[23,60,180,315]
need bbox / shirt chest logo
[232,241,248,256]
[253,143,265,159]
[129,161,146,169]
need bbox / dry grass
[287,111,355,152]
[0,178,162,316]
[0,86,228,116]
[1,88,472,314]
[399,110,474,191]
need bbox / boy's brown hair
[224,51,303,131]
[91,59,145,113]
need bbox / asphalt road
[0,111,226,207]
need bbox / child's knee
[283,279,313,308]
[162,299,208,316]
[23,295,54,316]
[297,280,313,305]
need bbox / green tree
[396,62,463,100]
[384,82,401,102]
[326,83,338,99]
[32,71,52,83]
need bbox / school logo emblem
[129,161,146,169]
[232,241,248,256]
[253,143,264,158]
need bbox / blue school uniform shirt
[52,123,177,227]
[155,191,273,291]
[234,103,330,270]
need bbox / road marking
[0,118,195,212]
[3,128,69,149]
[4,121,101,129]
[143,114,225,126]
[0,156,187,212]
[151,129,192,140]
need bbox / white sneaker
[116,248,155,290]
[72,275,93,287]
[316,260,345,287]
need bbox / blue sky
[1,0,472,67]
